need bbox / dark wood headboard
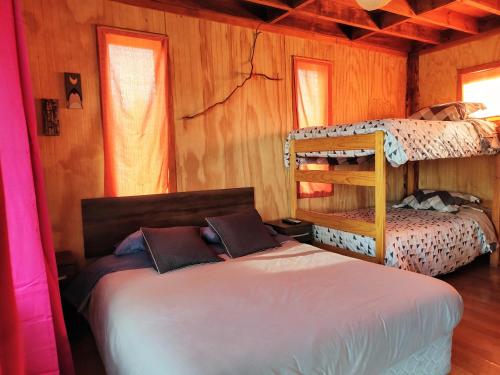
[81,187,254,258]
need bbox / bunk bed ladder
[289,130,386,264]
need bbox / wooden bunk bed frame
[288,130,500,267]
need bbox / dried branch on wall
[182,27,282,120]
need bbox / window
[97,27,175,197]
[458,61,500,119]
[292,56,333,198]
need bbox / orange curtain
[98,27,176,197]
[293,57,333,198]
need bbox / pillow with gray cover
[114,230,146,256]
[205,209,279,258]
[141,226,222,274]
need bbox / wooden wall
[22,0,407,260]
[418,34,500,206]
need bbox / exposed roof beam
[268,0,315,23]
[304,1,442,44]
[240,0,291,11]
[411,0,458,14]
[354,0,478,44]
[420,8,479,33]
[461,0,500,15]
[369,0,478,33]
[300,1,379,30]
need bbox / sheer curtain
[293,57,334,198]
[461,65,500,118]
[98,27,176,197]
[0,0,74,373]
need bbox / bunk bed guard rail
[289,131,387,264]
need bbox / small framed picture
[41,99,60,136]
[64,72,83,109]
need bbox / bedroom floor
[69,255,500,375]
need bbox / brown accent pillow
[205,209,279,258]
[141,226,221,274]
[410,102,486,121]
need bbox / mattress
[88,241,463,375]
[314,207,496,276]
[284,118,499,167]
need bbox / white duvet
[88,241,463,375]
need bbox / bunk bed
[285,118,500,276]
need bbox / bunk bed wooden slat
[295,170,376,186]
[316,242,378,263]
[296,209,377,238]
[294,133,376,152]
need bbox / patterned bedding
[284,118,499,167]
[314,207,497,276]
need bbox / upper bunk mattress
[314,207,497,276]
[284,118,499,167]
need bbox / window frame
[457,60,500,120]
[96,26,177,195]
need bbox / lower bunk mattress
[314,207,497,276]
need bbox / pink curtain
[0,0,74,374]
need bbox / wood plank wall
[419,34,500,206]
[22,0,406,261]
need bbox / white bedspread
[88,242,463,375]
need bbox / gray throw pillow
[205,209,279,258]
[141,226,222,274]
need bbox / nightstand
[55,250,78,290]
[265,219,313,244]
[56,250,86,339]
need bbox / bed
[75,188,463,375]
[285,118,500,271]
[313,206,495,276]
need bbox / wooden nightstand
[265,219,313,244]
[55,250,78,290]
[56,250,86,339]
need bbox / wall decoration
[41,99,60,136]
[64,72,83,109]
[182,27,281,120]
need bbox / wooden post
[491,153,500,267]
[406,161,419,196]
[374,131,386,264]
[289,140,298,218]
[406,51,420,116]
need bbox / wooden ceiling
[115,0,500,54]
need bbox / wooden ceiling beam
[240,0,291,11]
[268,0,315,23]
[300,0,441,43]
[417,8,479,33]
[377,22,443,43]
[460,0,500,15]
[299,1,379,30]
[354,0,478,45]
[411,0,458,14]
